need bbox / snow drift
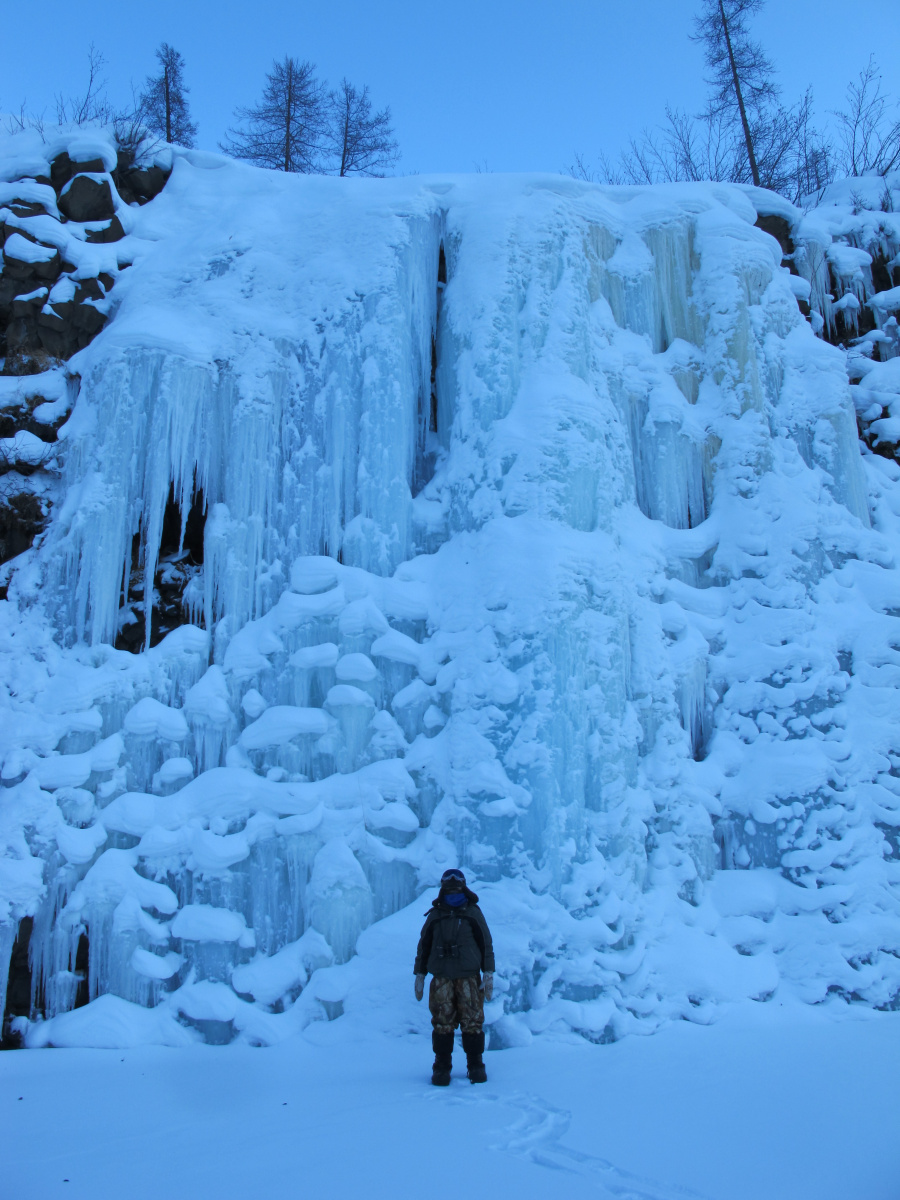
[1,125,899,1048]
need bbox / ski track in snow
[424,1086,716,1200]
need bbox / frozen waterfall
[2,139,899,1048]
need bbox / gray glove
[414,973,425,1001]
[482,972,494,1002]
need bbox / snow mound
[27,993,196,1048]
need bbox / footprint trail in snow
[429,1087,717,1200]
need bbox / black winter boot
[462,1030,487,1083]
[431,1031,454,1086]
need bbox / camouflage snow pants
[429,975,484,1036]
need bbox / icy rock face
[749,174,900,471]
[1,143,899,1047]
[0,124,172,615]
[0,125,171,367]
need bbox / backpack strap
[436,914,463,959]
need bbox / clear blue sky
[3,0,897,175]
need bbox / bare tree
[692,0,777,187]
[689,2,837,199]
[782,92,835,202]
[582,2,776,191]
[608,93,832,204]
[55,44,114,126]
[758,91,838,201]
[567,150,626,185]
[5,102,46,137]
[586,0,834,205]
[112,88,161,170]
[328,80,399,177]
[567,152,598,183]
[833,58,900,177]
[139,43,197,147]
[222,57,327,173]
[621,104,736,184]
[570,4,895,205]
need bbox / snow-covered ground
[7,898,899,1198]
[4,1005,899,1200]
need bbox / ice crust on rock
[1,126,900,1048]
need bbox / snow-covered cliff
[1,126,899,1048]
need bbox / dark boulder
[2,236,61,284]
[10,289,48,319]
[4,316,38,356]
[74,278,104,303]
[58,174,116,223]
[755,214,795,258]
[6,201,48,220]
[0,390,67,443]
[871,250,897,293]
[70,300,106,337]
[32,252,62,283]
[85,215,125,244]
[50,152,107,194]
[34,295,106,357]
[36,306,68,336]
[0,274,22,311]
[35,314,77,359]
[115,164,169,206]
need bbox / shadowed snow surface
[3,1005,899,1200]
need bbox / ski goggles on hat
[441,869,466,884]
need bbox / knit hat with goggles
[440,868,466,891]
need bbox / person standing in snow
[414,868,495,1085]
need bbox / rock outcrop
[0,126,171,583]
[752,175,900,466]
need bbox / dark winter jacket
[413,888,495,979]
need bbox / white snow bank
[3,232,57,264]
[239,706,335,749]
[171,904,255,946]
[26,993,196,1048]
[123,697,189,741]
[232,928,334,1005]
